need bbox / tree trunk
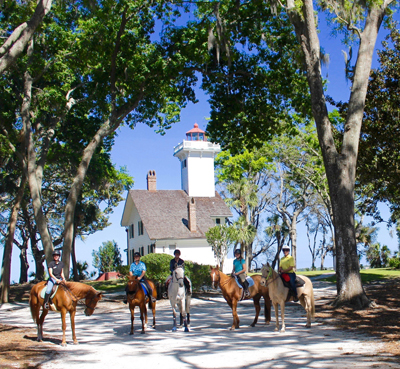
[71,232,78,281]
[0,176,26,303]
[0,0,52,74]
[19,246,29,284]
[287,0,386,308]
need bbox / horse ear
[216,265,219,270]
[267,262,271,267]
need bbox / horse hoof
[274,328,279,332]
[73,341,79,345]
[184,327,189,332]
[141,331,145,335]
[61,342,67,347]
[229,327,235,331]
[172,327,177,332]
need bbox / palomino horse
[168,265,189,332]
[210,266,271,330]
[260,263,315,332]
[29,281,102,346]
[126,276,157,334]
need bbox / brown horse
[126,276,157,334]
[29,281,102,346]
[260,263,315,332]
[210,266,271,330]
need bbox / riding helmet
[134,252,141,257]
[52,249,61,256]
[282,245,290,251]
[234,249,241,255]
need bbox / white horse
[168,265,189,332]
[260,263,315,333]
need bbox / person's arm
[60,268,66,283]
[281,265,294,273]
[48,267,55,280]
[129,271,133,276]
[138,270,145,280]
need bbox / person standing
[43,249,65,309]
[279,245,298,301]
[232,249,249,297]
[126,252,156,303]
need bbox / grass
[300,268,400,283]
[84,278,127,292]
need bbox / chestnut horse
[260,263,315,332]
[29,281,102,346]
[210,266,271,330]
[126,276,157,334]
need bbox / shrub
[139,253,212,291]
[388,257,400,269]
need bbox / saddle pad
[40,285,58,299]
[140,281,149,296]
[234,276,254,288]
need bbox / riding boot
[43,293,51,309]
[244,280,250,297]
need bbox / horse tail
[310,283,315,318]
[29,286,38,323]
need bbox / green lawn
[299,268,400,283]
[84,278,127,292]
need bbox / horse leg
[230,300,239,330]
[264,294,271,325]
[140,304,146,334]
[37,307,48,342]
[61,309,68,346]
[171,306,177,332]
[301,294,312,328]
[151,300,156,329]
[273,302,280,332]
[180,298,189,332]
[144,302,148,330]
[280,302,286,333]
[250,296,261,327]
[130,305,135,335]
[70,310,78,344]
[186,295,191,327]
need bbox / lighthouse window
[182,159,187,169]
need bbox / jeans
[46,277,57,294]
[288,273,297,296]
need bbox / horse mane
[64,281,98,298]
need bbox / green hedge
[389,257,400,269]
[128,253,213,291]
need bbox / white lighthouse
[173,123,221,197]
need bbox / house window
[138,221,144,236]
[169,245,176,251]
[140,246,144,256]
[130,249,134,264]
[129,224,134,238]
[215,218,221,225]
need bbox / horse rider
[44,249,66,309]
[166,249,192,295]
[124,252,156,303]
[279,245,298,301]
[232,248,250,297]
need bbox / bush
[116,265,130,277]
[139,253,212,291]
[389,257,400,269]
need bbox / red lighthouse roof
[186,123,207,141]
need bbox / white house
[120,124,232,270]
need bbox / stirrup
[44,303,50,310]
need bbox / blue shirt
[130,261,146,277]
[233,258,245,273]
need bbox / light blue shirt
[130,261,146,276]
[233,258,245,273]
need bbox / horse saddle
[40,284,59,299]
[40,284,59,311]
[280,274,305,288]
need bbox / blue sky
[7,13,400,282]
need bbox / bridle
[262,267,280,287]
[172,266,184,283]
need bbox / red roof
[186,123,205,134]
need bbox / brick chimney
[147,170,156,191]
[188,197,196,232]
